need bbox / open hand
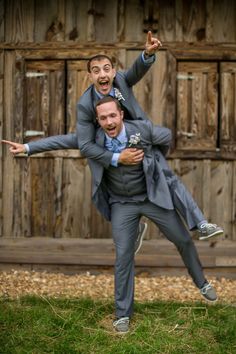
[118,148,144,165]
[145,31,162,56]
[1,140,27,155]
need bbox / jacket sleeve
[77,103,113,169]
[148,121,172,156]
[124,52,156,87]
[27,133,78,155]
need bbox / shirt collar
[94,87,115,99]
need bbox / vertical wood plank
[53,157,63,238]
[5,0,34,42]
[2,52,16,237]
[232,161,236,241]
[14,58,24,142]
[181,0,206,42]
[158,0,176,42]
[34,0,65,42]
[91,203,112,239]
[177,160,204,212]
[61,159,92,238]
[175,0,183,41]
[12,158,24,236]
[0,0,4,42]
[202,159,211,222]
[210,161,233,240]
[124,0,144,42]
[65,0,88,41]
[220,62,236,153]
[151,50,176,133]
[0,51,3,236]
[31,158,56,236]
[22,158,32,237]
[93,0,118,42]
[67,60,90,133]
[206,0,236,42]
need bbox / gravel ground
[0,270,236,304]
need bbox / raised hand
[145,31,162,56]
[1,140,27,155]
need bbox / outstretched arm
[1,133,78,156]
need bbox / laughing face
[96,100,124,138]
[89,58,116,95]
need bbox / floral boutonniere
[128,133,141,147]
[114,88,125,102]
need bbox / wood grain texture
[5,0,34,42]
[0,238,235,272]
[0,51,3,236]
[176,61,218,150]
[1,0,236,244]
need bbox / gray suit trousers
[111,200,206,318]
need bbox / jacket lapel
[113,79,136,118]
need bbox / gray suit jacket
[90,120,174,221]
[28,52,155,159]
[27,133,78,155]
[77,53,155,168]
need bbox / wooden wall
[0,0,236,242]
[1,0,236,43]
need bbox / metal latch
[24,130,45,138]
[177,131,196,138]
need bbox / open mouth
[106,127,116,135]
[99,80,110,91]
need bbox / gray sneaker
[198,223,224,240]
[135,222,147,255]
[113,317,130,333]
[200,282,217,302]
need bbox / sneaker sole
[135,222,148,255]
[201,295,218,302]
[199,229,224,241]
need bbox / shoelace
[200,223,217,229]
[113,317,129,326]
[200,283,212,294]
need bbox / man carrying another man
[2,31,223,243]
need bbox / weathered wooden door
[2,57,96,238]
[176,62,218,151]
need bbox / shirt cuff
[141,51,156,65]
[111,153,120,167]
[24,143,30,154]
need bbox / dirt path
[1,270,236,304]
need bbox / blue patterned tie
[111,138,121,152]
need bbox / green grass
[0,296,235,354]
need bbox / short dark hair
[95,96,122,114]
[87,54,114,73]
